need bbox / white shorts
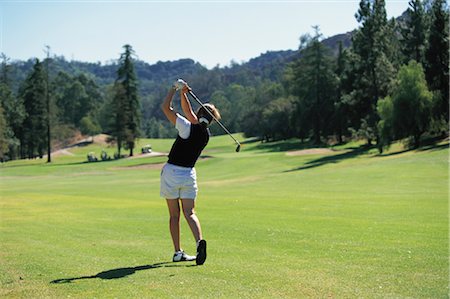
[160,163,198,200]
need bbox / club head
[236,144,241,152]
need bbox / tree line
[0,44,140,161]
[0,0,448,161]
[252,0,448,152]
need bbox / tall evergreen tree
[424,0,449,123]
[0,102,9,160]
[0,54,25,159]
[19,59,47,159]
[111,45,140,156]
[401,0,428,65]
[111,83,127,157]
[288,28,338,144]
[44,46,52,163]
[350,0,396,145]
[332,42,349,143]
[0,53,11,86]
[0,83,23,160]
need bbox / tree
[351,0,396,145]
[261,96,296,141]
[332,42,350,143]
[53,71,102,131]
[79,115,101,136]
[19,59,48,158]
[111,45,140,157]
[401,0,428,65]
[0,53,11,86]
[240,82,281,140]
[226,84,256,136]
[44,46,52,162]
[377,61,433,149]
[111,83,127,157]
[287,28,337,144]
[61,80,88,125]
[0,54,25,160]
[76,73,103,130]
[424,0,449,123]
[0,103,9,160]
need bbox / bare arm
[180,84,199,124]
[161,87,177,125]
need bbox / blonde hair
[197,103,221,123]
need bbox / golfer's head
[197,103,221,126]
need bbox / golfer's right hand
[173,81,181,91]
[181,83,191,93]
[173,78,188,91]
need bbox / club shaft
[187,90,241,146]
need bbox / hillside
[6,29,353,95]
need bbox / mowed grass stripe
[0,137,448,298]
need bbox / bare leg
[166,199,181,252]
[181,199,202,242]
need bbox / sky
[1,0,411,69]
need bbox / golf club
[177,79,241,152]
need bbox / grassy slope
[0,135,448,298]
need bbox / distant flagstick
[176,79,241,152]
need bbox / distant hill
[6,29,354,95]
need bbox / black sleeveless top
[168,123,210,168]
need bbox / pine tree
[112,45,140,157]
[401,0,428,65]
[19,59,47,159]
[332,42,349,143]
[351,0,396,145]
[288,28,338,144]
[424,0,449,123]
[0,102,9,160]
[0,54,25,160]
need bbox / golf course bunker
[286,148,336,156]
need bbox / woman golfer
[160,80,220,265]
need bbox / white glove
[173,78,187,91]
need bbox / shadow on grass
[0,158,118,168]
[378,141,449,157]
[285,145,374,172]
[50,261,197,284]
[286,139,448,172]
[252,139,328,153]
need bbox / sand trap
[286,148,335,156]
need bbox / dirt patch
[67,134,111,147]
[52,149,75,157]
[286,148,336,156]
[92,134,110,145]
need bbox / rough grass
[0,135,448,298]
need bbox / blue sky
[1,1,410,69]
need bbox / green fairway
[0,136,448,298]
